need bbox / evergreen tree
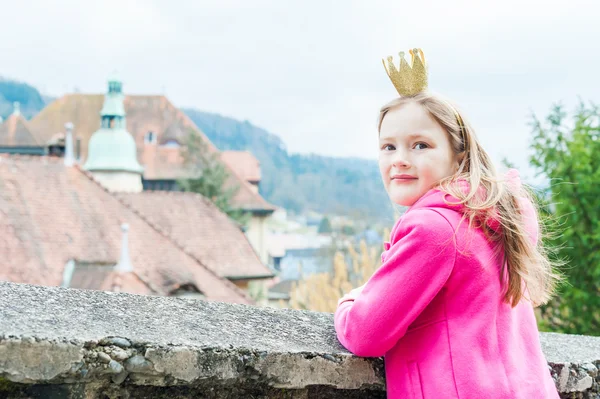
[318,216,333,234]
[178,130,250,226]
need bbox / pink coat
[334,174,559,398]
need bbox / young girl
[334,48,561,398]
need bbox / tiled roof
[0,113,39,146]
[118,191,274,280]
[226,164,278,212]
[67,261,152,294]
[268,279,295,295]
[0,155,252,304]
[27,94,276,212]
[221,151,261,183]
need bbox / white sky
[1,0,598,181]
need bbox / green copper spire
[84,76,143,174]
[100,74,126,119]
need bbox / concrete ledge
[0,282,598,398]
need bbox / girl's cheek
[378,158,390,171]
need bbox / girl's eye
[382,144,395,151]
[414,142,429,150]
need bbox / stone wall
[0,281,598,398]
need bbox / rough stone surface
[0,281,598,398]
[0,282,384,398]
[540,332,600,398]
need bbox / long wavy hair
[377,92,561,307]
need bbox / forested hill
[182,108,392,220]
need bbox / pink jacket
[334,174,559,398]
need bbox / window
[161,139,180,148]
[61,260,115,290]
[170,283,205,299]
[144,131,156,144]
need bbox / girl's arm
[334,209,456,357]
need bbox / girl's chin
[388,186,429,207]
[390,197,417,207]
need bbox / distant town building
[0,77,278,267]
[0,77,280,302]
[0,155,264,303]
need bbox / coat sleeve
[334,209,456,357]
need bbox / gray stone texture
[0,281,598,398]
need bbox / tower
[84,76,143,192]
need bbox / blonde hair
[377,92,561,307]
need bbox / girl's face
[379,101,459,207]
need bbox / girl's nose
[392,152,411,169]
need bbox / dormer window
[161,139,180,148]
[169,283,205,299]
[144,131,156,144]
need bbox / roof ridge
[0,114,40,146]
[0,154,62,163]
[74,165,254,304]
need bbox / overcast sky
[1,0,598,180]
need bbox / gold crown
[382,48,428,97]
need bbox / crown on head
[382,48,428,97]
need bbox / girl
[334,48,561,398]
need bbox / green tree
[530,101,600,335]
[178,130,250,226]
[341,225,356,236]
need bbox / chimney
[76,137,81,162]
[114,223,133,273]
[64,122,75,166]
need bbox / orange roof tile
[28,94,276,212]
[226,165,278,212]
[0,155,252,304]
[0,113,39,146]
[221,151,261,183]
[118,191,273,280]
[67,262,152,295]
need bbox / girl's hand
[348,284,366,298]
[337,284,367,306]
